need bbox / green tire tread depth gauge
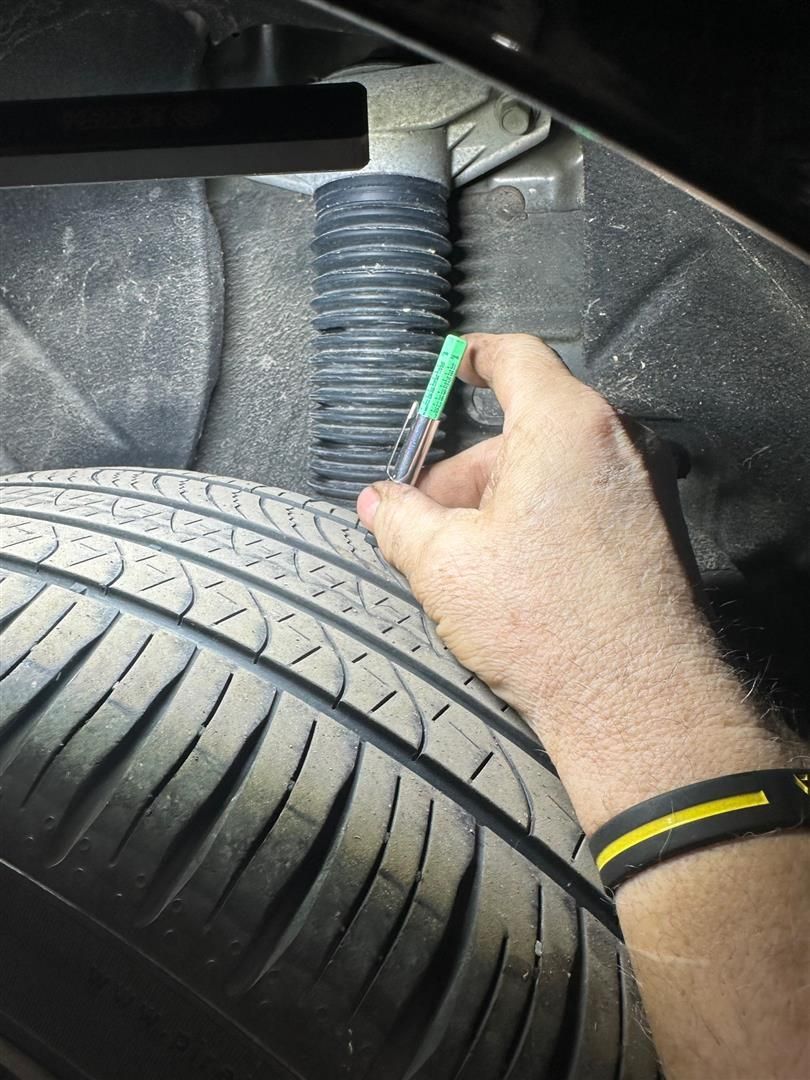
[418,334,467,420]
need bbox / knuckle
[505,333,560,366]
[574,393,652,490]
[578,389,623,442]
[510,332,547,351]
[493,333,539,365]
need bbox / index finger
[460,333,576,418]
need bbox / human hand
[357,334,781,831]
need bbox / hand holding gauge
[361,332,807,1080]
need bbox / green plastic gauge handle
[418,335,467,421]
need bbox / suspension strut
[310,174,451,499]
[256,63,549,500]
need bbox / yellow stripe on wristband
[595,790,770,872]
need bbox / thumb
[357,481,452,580]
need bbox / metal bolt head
[498,97,533,135]
[489,185,527,220]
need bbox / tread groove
[0,578,45,631]
[0,600,78,682]
[351,799,435,1019]
[391,666,427,757]
[502,882,544,1080]
[492,732,537,833]
[206,716,317,928]
[311,773,402,990]
[613,950,625,1080]
[46,647,197,866]
[136,697,277,927]
[0,612,120,775]
[372,825,482,1080]
[19,633,154,810]
[226,743,365,997]
[320,626,347,708]
[452,935,510,1080]
[108,671,235,866]
[245,587,270,660]
[572,832,588,861]
[543,907,586,1080]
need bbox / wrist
[523,629,790,835]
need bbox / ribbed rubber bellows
[309,175,451,500]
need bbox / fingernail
[357,486,381,526]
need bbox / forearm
[618,832,809,1080]
[525,641,809,1080]
[526,626,790,836]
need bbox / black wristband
[590,769,810,891]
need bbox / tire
[0,468,656,1080]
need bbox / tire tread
[0,469,656,1080]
